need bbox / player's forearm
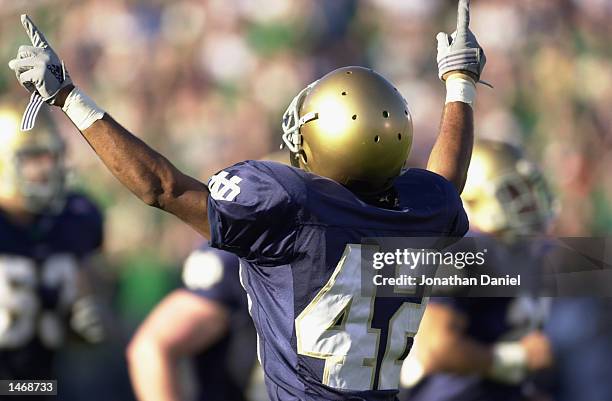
[414,303,491,377]
[427,101,474,193]
[422,333,492,375]
[53,86,180,207]
[127,341,182,401]
[55,86,211,237]
[81,115,184,208]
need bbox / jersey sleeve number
[295,244,427,391]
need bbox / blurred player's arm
[127,289,229,401]
[69,264,107,344]
[426,0,486,193]
[8,15,210,237]
[409,302,492,376]
[403,302,553,388]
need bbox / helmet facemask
[281,80,319,168]
[14,147,66,214]
[462,140,556,237]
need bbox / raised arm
[426,0,487,193]
[9,15,210,237]
[60,86,209,236]
[427,101,474,193]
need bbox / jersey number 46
[295,244,427,391]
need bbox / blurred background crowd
[0,0,611,400]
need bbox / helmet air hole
[374,135,380,143]
[346,71,352,75]
[397,133,402,140]
[382,111,389,118]
[352,114,357,120]
[342,91,347,96]
[404,110,408,115]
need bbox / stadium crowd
[0,1,611,399]
[2,0,611,262]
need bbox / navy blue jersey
[0,192,103,379]
[544,299,612,401]
[0,194,102,379]
[182,244,258,401]
[207,161,468,401]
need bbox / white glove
[436,0,487,83]
[8,14,105,132]
[71,296,106,344]
[8,15,73,131]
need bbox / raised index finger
[456,0,470,34]
[21,14,51,48]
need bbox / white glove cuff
[62,87,105,131]
[489,342,528,384]
[445,74,477,108]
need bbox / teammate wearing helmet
[399,139,556,401]
[461,140,555,237]
[8,1,485,399]
[0,107,105,385]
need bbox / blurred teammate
[8,1,486,399]
[0,107,105,383]
[399,139,556,401]
[127,244,257,401]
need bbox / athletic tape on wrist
[62,87,105,130]
[445,74,477,107]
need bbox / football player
[127,244,257,401]
[0,106,105,385]
[8,1,486,399]
[399,139,556,401]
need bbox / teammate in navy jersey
[399,139,556,401]
[0,107,105,384]
[9,1,486,399]
[127,244,257,401]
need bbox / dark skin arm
[427,101,474,194]
[427,0,478,194]
[414,303,553,376]
[55,85,211,237]
[414,302,492,375]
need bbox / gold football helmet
[282,66,413,195]
[0,106,66,213]
[462,139,555,235]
